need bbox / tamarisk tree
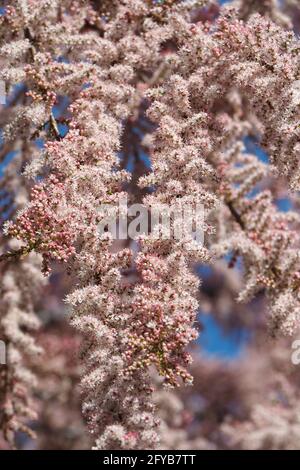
[1,0,300,450]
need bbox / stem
[50,112,62,140]
[226,200,246,230]
[0,245,32,263]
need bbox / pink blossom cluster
[2,0,300,451]
[123,253,198,386]
[5,175,76,274]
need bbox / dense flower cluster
[1,0,300,451]
[0,154,46,448]
[5,175,77,274]
[214,151,300,336]
[124,252,200,386]
[0,248,45,447]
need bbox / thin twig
[227,200,246,230]
[0,245,32,263]
[50,112,62,140]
